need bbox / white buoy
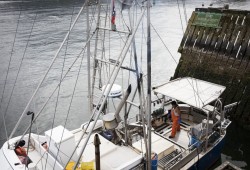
[102,84,122,97]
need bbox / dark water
[0,0,249,169]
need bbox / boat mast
[73,5,147,168]
[146,0,152,169]
[87,1,93,113]
[128,3,148,153]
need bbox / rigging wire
[1,14,38,142]
[14,30,97,150]
[176,0,185,34]
[150,8,207,108]
[92,2,109,106]
[177,0,229,105]
[8,0,90,140]
[46,6,76,170]
[120,8,131,32]
[140,13,145,69]
[189,78,200,108]
[180,20,225,106]
[182,0,188,25]
[103,2,110,89]
[128,7,133,90]
[34,123,46,170]
[107,1,111,87]
[72,8,147,168]
[88,2,103,92]
[98,1,136,89]
[0,9,22,144]
[52,4,100,167]
[151,23,178,65]
[152,30,209,107]
[21,4,98,164]
[54,40,86,170]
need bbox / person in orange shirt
[169,101,181,138]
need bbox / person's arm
[176,106,181,116]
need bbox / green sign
[193,12,222,28]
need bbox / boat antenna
[146,0,152,169]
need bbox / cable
[48,6,76,170]
[56,41,87,169]
[34,122,45,170]
[151,24,178,65]
[50,4,99,166]
[8,0,90,140]
[182,0,188,25]
[1,14,38,144]
[14,29,97,155]
[176,0,185,34]
[112,98,117,110]
[0,8,22,145]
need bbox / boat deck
[156,120,194,150]
[73,129,143,170]
[27,148,53,169]
[164,128,191,149]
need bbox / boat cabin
[152,77,231,147]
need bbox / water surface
[0,0,249,169]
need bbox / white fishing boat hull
[0,126,228,170]
[0,0,234,168]
[0,76,233,169]
[0,147,14,170]
[0,125,144,170]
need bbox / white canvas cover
[153,77,226,109]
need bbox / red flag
[111,0,116,25]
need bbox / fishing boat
[0,0,235,169]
